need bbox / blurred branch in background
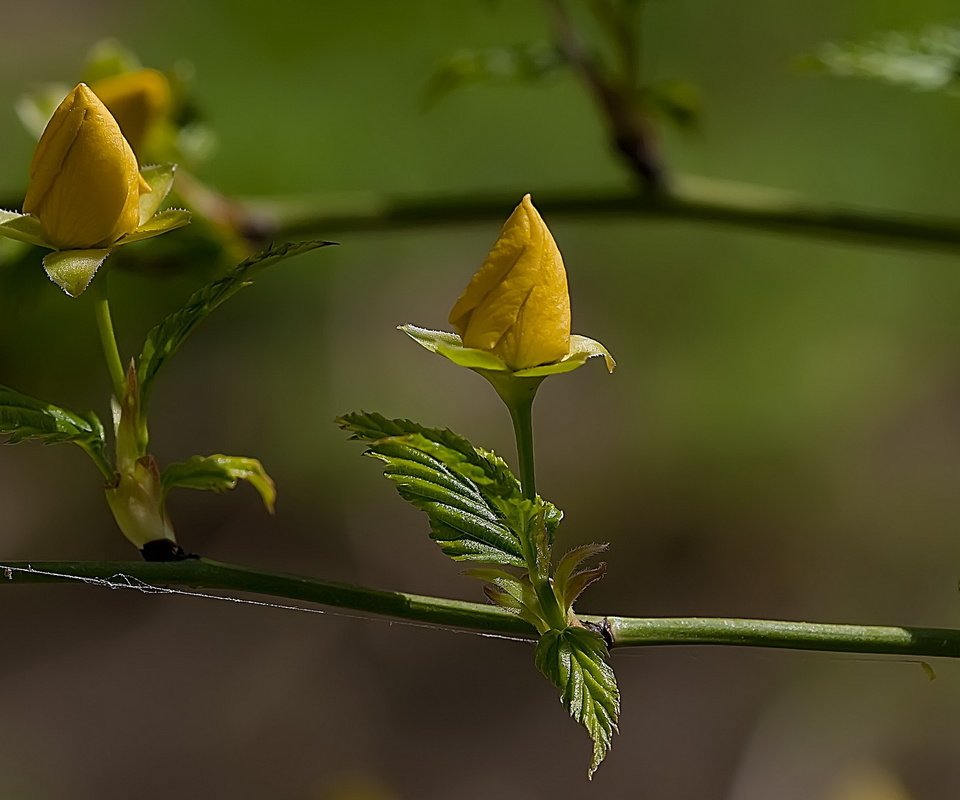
[253,176,960,253]
[544,0,667,188]
[6,560,960,659]
[246,4,960,254]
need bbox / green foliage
[462,566,547,632]
[162,454,276,513]
[339,410,617,774]
[137,239,334,396]
[643,79,702,130]
[0,384,108,472]
[81,39,141,84]
[803,26,960,94]
[424,42,565,107]
[535,626,620,779]
[338,411,531,566]
[553,543,608,613]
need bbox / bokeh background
[3,1,960,798]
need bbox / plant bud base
[140,540,198,562]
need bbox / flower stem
[508,390,538,500]
[483,372,567,629]
[5,559,960,659]
[93,277,126,403]
[484,373,544,500]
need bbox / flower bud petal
[23,83,150,250]
[449,194,570,370]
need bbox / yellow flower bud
[449,194,571,370]
[91,68,172,154]
[23,83,151,250]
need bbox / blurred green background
[3,1,960,798]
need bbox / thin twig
[544,0,665,187]
[4,559,960,659]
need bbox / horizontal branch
[4,559,960,659]
[251,175,960,253]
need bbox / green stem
[4,559,960,658]
[483,372,544,501]
[93,278,126,403]
[508,394,564,628]
[508,391,538,501]
[484,373,567,630]
[604,616,960,658]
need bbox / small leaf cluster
[339,411,619,777]
[0,240,332,545]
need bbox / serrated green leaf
[339,411,560,566]
[137,240,335,396]
[0,384,108,466]
[463,566,545,631]
[535,627,620,779]
[339,411,566,531]
[365,440,524,566]
[554,543,608,611]
[162,454,276,513]
[338,411,519,498]
[559,564,607,612]
[42,249,111,297]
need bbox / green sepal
[535,626,620,779]
[162,454,277,513]
[0,210,46,248]
[513,336,616,377]
[399,325,615,376]
[42,249,111,297]
[136,164,178,224]
[138,239,335,397]
[116,209,192,246]
[399,325,508,370]
[0,384,109,470]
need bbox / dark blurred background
[3,1,960,798]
